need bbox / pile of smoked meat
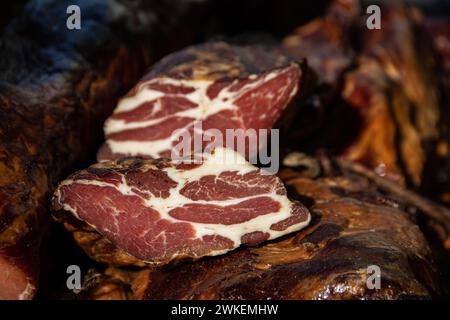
[0,0,449,300]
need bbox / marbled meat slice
[52,148,310,266]
[97,42,304,161]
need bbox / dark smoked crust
[144,42,296,82]
[84,170,441,300]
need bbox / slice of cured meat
[97,42,307,162]
[52,148,310,267]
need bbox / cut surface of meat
[52,148,310,266]
[0,253,34,300]
[97,42,305,161]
